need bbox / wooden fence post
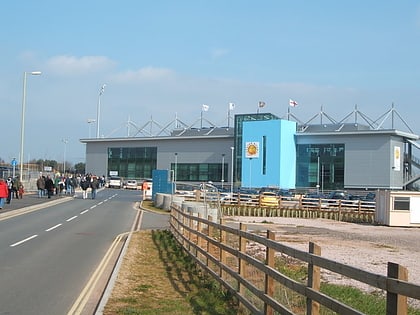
[264,230,275,315]
[207,216,214,268]
[220,218,226,279]
[307,242,321,315]
[387,262,408,315]
[197,213,203,249]
[238,223,247,299]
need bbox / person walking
[18,182,24,199]
[6,177,13,204]
[80,176,90,199]
[12,177,20,199]
[36,175,45,198]
[0,178,9,209]
[45,175,55,199]
[90,176,99,199]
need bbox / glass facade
[296,144,345,190]
[108,147,157,179]
[171,163,228,182]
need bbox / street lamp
[87,118,96,138]
[96,84,106,138]
[19,71,41,182]
[62,139,68,174]
[221,154,225,188]
[316,154,320,194]
[230,146,234,196]
[174,153,178,183]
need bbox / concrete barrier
[154,193,218,220]
[154,193,185,211]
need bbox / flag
[229,102,235,110]
[258,101,266,108]
[202,104,209,111]
[289,99,298,107]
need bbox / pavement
[0,191,74,218]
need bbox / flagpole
[201,109,203,129]
[227,103,230,128]
[287,106,290,120]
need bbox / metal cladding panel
[297,133,404,189]
[241,119,296,189]
[85,136,235,180]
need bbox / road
[0,188,168,315]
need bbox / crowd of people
[0,176,24,209]
[0,173,106,210]
[36,173,105,199]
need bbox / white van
[108,176,123,189]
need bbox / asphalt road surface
[0,188,156,315]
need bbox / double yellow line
[67,232,128,315]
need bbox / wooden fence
[197,192,377,223]
[170,204,420,315]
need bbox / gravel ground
[227,216,420,308]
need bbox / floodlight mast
[19,71,42,182]
[96,84,106,138]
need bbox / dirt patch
[227,216,420,308]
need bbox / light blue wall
[241,119,296,189]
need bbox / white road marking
[90,205,97,209]
[66,216,78,222]
[10,235,38,247]
[98,201,103,205]
[80,209,89,214]
[45,223,62,232]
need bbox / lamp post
[19,71,41,182]
[62,139,68,174]
[87,119,96,138]
[221,154,225,188]
[96,84,106,138]
[230,146,234,196]
[174,153,178,183]
[316,154,320,194]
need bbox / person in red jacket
[0,178,9,209]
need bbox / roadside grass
[274,256,420,315]
[103,229,238,315]
[104,201,420,314]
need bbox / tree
[74,162,85,174]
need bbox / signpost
[11,158,17,178]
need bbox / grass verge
[102,229,238,315]
[103,201,420,314]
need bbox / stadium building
[80,106,420,192]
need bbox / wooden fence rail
[182,191,377,223]
[170,204,420,315]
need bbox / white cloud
[112,67,175,83]
[211,48,229,59]
[45,55,115,75]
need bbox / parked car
[327,190,351,200]
[361,192,376,201]
[259,192,279,207]
[125,179,138,190]
[108,176,123,189]
[277,189,294,200]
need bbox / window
[296,144,345,190]
[393,197,410,211]
[171,163,228,182]
[108,147,157,178]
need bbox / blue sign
[11,159,17,167]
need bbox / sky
[2,1,420,165]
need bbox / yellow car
[259,192,279,207]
